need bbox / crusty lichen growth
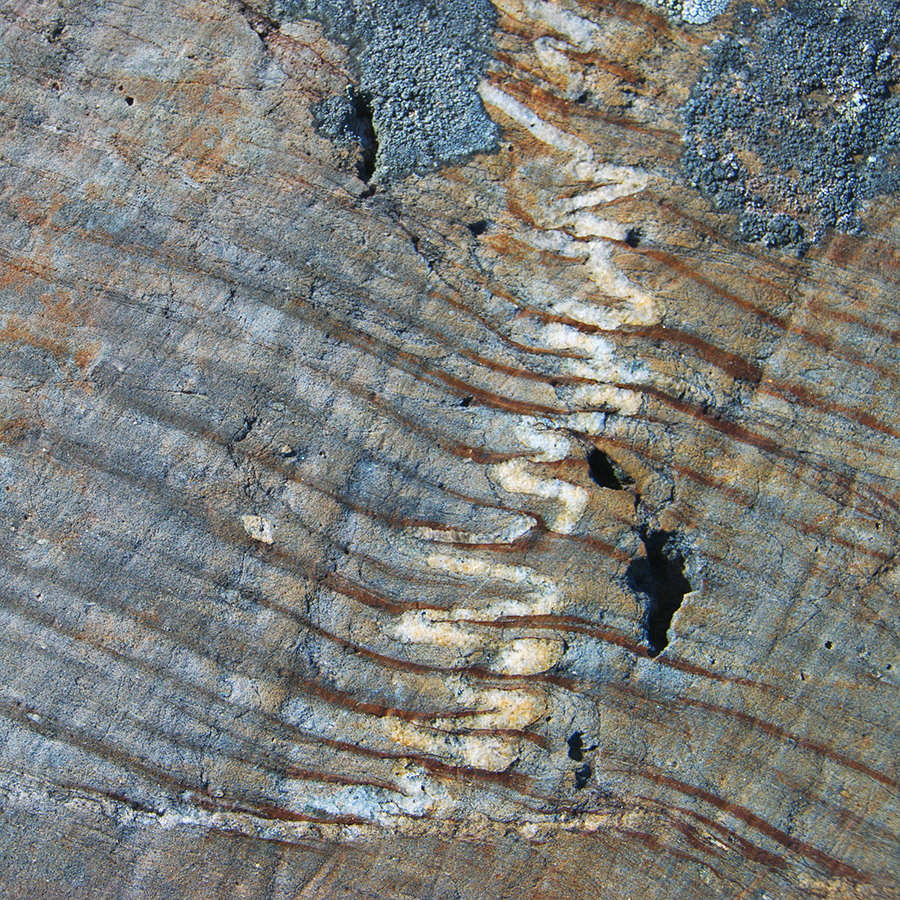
[680,0,900,250]
[656,0,730,25]
[278,0,500,180]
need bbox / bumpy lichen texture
[681,0,900,250]
[657,0,730,25]
[276,0,500,179]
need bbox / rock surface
[0,0,898,897]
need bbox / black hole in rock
[466,219,489,236]
[460,396,473,407]
[566,732,584,761]
[574,764,592,790]
[825,640,833,650]
[48,21,64,41]
[624,227,643,248]
[588,448,631,490]
[231,416,256,444]
[125,96,134,106]
[627,529,691,658]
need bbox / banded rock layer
[0,0,897,897]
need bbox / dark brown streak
[629,795,788,870]
[634,324,764,383]
[600,677,898,797]
[616,828,719,871]
[474,615,782,693]
[0,700,368,828]
[621,769,870,882]
[0,632,405,797]
[679,695,898,790]
[641,245,899,382]
[613,384,900,517]
[0,570,536,792]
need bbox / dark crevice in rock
[231,416,257,444]
[234,0,280,41]
[312,88,378,183]
[627,529,692,657]
[352,92,377,183]
[587,448,633,491]
[574,764,592,790]
[410,234,440,271]
[566,731,584,762]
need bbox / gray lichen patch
[680,0,900,251]
[276,0,501,181]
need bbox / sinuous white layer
[520,0,603,48]
[492,638,565,676]
[382,680,547,772]
[489,458,589,535]
[479,81,594,161]
[380,9,659,789]
[393,612,482,650]
[514,415,574,462]
[425,553,559,593]
[407,514,536,546]
[387,718,520,772]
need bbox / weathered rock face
[0,0,897,897]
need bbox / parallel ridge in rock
[0,0,897,897]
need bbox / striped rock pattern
[0,0,897,897]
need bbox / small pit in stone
[624,226,643,247]
[627,529,692,657]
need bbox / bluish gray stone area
[680,0,900,252]
[276,0,500,181]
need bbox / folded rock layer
[0,0,897,897]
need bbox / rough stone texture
[0,0,898,897]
